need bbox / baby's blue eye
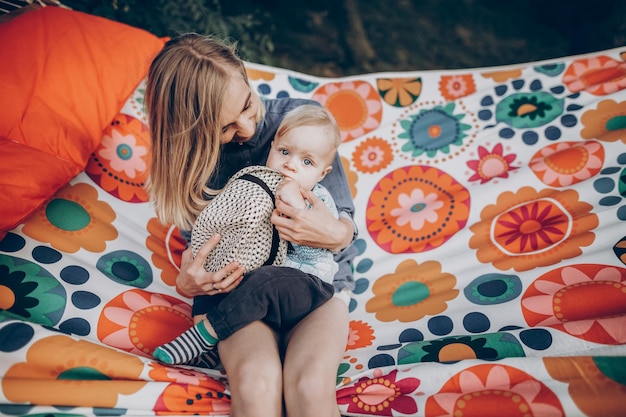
[303,159,312,166]
[281,149,289,155]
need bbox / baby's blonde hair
[145,33,263,230]
[275,104,341,165]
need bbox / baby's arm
[275,177,307,209]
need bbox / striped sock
[153,321,218,364]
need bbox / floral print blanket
[1,44,626,416]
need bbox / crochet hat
[191,165,288,273]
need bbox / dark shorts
[192,266,334,340]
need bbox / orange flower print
[97,289,192,357]
[155,382,231,415]
[148,362,221,386]
[426,364,564,417]
[366,259,458,323]
[545,356,626,417]
[312,80,383,143]
[480,68,523,83]
[21,182,117,253]
[4,335,146,408]
[86,114,151,202]
[346,320,375,350]
[146,217,186,290]
[439,74,476,101]
[376,77,422,107]
[530,141,604,186]
[521,264,626,344]
[366,165,470,253]
[246,67,275,81]
[149,362,230,414]
[352,136,393,174]
[580,99,626,144]
[563,55,626,95]
[469,187,598,272]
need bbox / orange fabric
[0,137,80,236]
[0,7,165,235]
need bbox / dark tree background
[64,0,626,76]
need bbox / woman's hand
[176,234,246,297]
[271,189,353,253]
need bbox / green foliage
[63,0,275,65]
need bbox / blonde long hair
[145,33,261,230]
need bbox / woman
[146,33,357,417]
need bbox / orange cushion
[0,137,80,232]
[0,7,165,235]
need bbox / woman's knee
[234,363,282,398]
[283,362,336,404]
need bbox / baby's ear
[319,165,333,181]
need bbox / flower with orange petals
[146,217,187,290]
[580,99,626,143]
[366,165,470,253]
[346,320,375,350]
[148,362,218,386]
[352,136,393,174]
[376,77,422,107]
[481,68,523,83]
[366,259,458,323]
[4,335,146,408]
[530,141,604,186]
[521,263,626,344]
[313,80,382,143]
[155,382,231,415]
[86,114,150,202]
[22,182,117,253]
[545,356,626,417]
[563,55,626,95]
[426,364,564,417]
[469,187,598,271]
[97,289,192,357]
[439,74,476,100]
[246,67,275,81]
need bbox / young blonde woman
[146,33,357,417]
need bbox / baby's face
[266,125,334,190]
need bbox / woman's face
[219,73,260,145]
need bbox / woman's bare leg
[282,297,349,417]
[219,320,283,417]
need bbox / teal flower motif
[96,250,153,288]
[397,102,472,158]
[496,92,564,128]
[288,76,319,93]
[464,273,523,305]
[477,78,582,145]
[534,63,566,77]
[398,333,523,365]
[0,255,66,326]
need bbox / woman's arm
[176,234,246,297]
[271,189,353,253]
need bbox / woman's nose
[236,115,256,138]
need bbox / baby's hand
[276,178,307,210]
